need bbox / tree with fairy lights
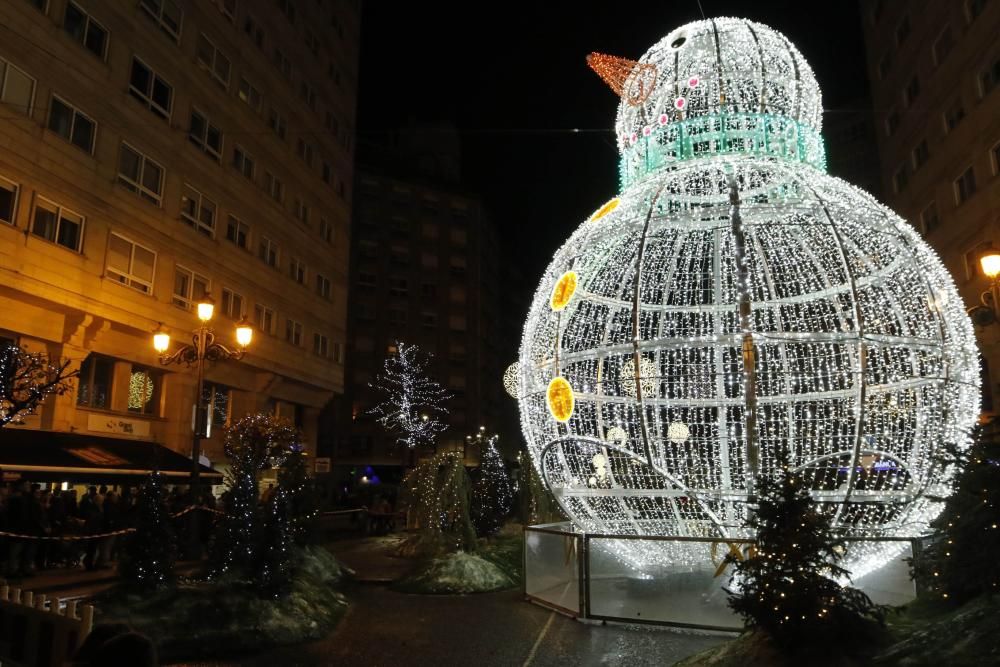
[471,435,512,537]
[915,419,1000,603]
[369,342,451,449]
[278,444,320,546]
[402,451,476,554]
[256,484,294,597]
[725,450,884,649]
[0,344,78,427]
[211,414,298,582]
[120,471,176,591]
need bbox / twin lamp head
[152,295,253,353]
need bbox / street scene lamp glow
[153,330,170,353]
[980,251,1000,280]
[235,320,253,348]
[196,297,215,322]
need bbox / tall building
[329,126,503,478]
[824,98,884,197]
[0,0,358,478]
[860,0,1000,410]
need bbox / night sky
[355,1,869,306]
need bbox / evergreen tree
[211,414,297,580]
[369,342,452,449]
[120,471,176,590]
[515,451,564,525]
[471,435,512,537]
[916,419,1000,603]
[277,444,320,546]
[256,485,294,597]
[402,451,476,554]
[726,452,883,648]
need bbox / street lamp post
[152,296,253,503]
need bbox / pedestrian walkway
[326,534,415,583]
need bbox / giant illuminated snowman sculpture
[517,18,980,577]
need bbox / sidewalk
[325,533,415,583]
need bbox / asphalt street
[192,585,729,667]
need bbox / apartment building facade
[861,0,1000,410]
[0,0,358,474]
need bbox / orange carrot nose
[586,52,658,106]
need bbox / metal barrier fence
[523,522,918,632]
[0,585,94,667]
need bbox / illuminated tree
[402,451,476,554]
[0,344,78,427]
[471,435,512,537]
[726,451,884,646]
[120,471,176,591]
[369,342,451,449]
[278,444,320,546]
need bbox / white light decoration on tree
[503,362,520,398]
[517,18,980,578]
[370,341,452,449]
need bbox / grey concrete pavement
[192,585,728,667]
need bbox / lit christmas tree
[402,451,476,554]
[256,484,294,598]
[917,419,1000,603]
[369,342,451,449]
[472,435,512,537]
[0,344,78,427]
[212,414,298,580]
[120,471,176,591]
[726,451,884,647]
[278,443,320,546]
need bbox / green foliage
[914,419,1000,603]
[516,453,564,525]
[120,471,176,591]
[401,451,476,554]
[278,447,321,546]
[727,452,884,649]
[471,436,512,537]
[256,486,294,598]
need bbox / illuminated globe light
[503,362,520,398]
[546,376,575,423]
[517,17,980,578]
[550,271,578,311]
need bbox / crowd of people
[0,480,215,578]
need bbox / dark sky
[355,1,869,291]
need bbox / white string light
[517,17,980,576]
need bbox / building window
[294,198,309,224]
[920,202,940,237]
[895,14,910,45]
[289,258,306,285]
[77,354,113,409]
[259,236,278,267]
[893,164,908,193]
[202,382,230,435]
[388,308,407,324]
[449,256,467,277]
[127,366,160,415]
[390,247,408,267]
[943,99,966,132]
[237,77,262,111]
[225,215,249,250]
[421,312,437,328]
[128,57,172,120]
[267,108,287,140]
[138,0,182,42]
[358,272,376,287]
[877,52,892,80]
[449,285,466,303]
[954,167,977,204]
[316,273,331,299]
[319,217,333,243]
[254,303,275,334]
[26,0,48,13]
[884,109,899,136]
[903,75,920,108]
[420,253,439,269]
[992,141,1000,176]
[421,283,437,298]
[106,232,155,293]
[965,241,993,280]
[360,241,378,259]
[219,0,237,22]
[243,15,265,49]
[277,0,296,23]
[285,319,303,346]
[333,342,344,364]
[180,185,217,236]
[325,111,339,134]
[273,48,292,81]
[31,197,83,252]
[0,57,36,115]
[221,287,244,319]
[448,315,466,331]
[912,139,929,169]
[117,142,164,205]
[196,33,231,88]
[389,277,408,297]
[967,0,987,23]
[357,304,375,320]
[933,25,954,65]
[981,58,1000,98]
[304,29,319,56]
[450,228,467,245]
[299,81,317,111]
[188,108,223,161]
[64,2,109,60]
[172,265,210,310]
[296,139,314,166]
[263,171,284,202]
[47,95,96,154]
[233,145,255,180]
[322,161,332,185]
[313,333,329,357]
[0,176,19,225]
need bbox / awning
[0,428,223,483]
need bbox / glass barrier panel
[524,528,580,614]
